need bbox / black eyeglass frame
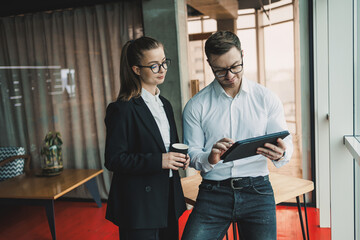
[211,63,244,78]
[137,59,171,74]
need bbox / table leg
[296,196,306,240]
[44,200,56,240]
[303,194,310,240]
[84,177,102,207]
[232,222,237,240]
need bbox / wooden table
[181,172,314,240]
[0,169,103,240]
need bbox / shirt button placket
[230,99,234,140]
[230,99,235,177]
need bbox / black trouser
[119,178,178,240]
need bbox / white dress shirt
[141,88,172,177]
[183,77,293,180]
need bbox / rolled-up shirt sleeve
[183,99,214,173]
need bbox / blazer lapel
[133,97,166,152]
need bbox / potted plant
[40,131,63,176]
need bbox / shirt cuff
[192,152,215,173]
[271,151,289,168]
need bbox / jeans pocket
[251,181,274,195]
[198,182,214,192]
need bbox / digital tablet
[220,130,290,163]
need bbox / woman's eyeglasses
[137,59,171,74]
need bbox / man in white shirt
[181,31,293,240]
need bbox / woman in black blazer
[104,36,189,240]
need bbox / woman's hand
[162,152,187,170]
[183,154,190,170]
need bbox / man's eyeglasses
[137,59,171,74]
[212,63,243,78]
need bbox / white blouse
[141,88,172,177]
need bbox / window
[203,18,217,32]
[262,4,293,25]
[237,29,257,82]
[237,11,257,83]
[187,16,216,34]
[237,14,255,28]
[264,22,295,133]
[257,1,303,180]
[187,16,217,88]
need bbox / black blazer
[104,96,186,229]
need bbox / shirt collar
[213,76,250,98]
[241,77,250,94]
[141,87,163,106]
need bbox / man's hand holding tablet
[219,131,290,163]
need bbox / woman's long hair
[118,36,163,101]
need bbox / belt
[202,175,269,190]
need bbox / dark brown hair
[205,31,242,59]
[118,36,163,101]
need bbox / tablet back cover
[221,131,290,162]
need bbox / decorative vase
[40,131,63,176]
[42,145,63,176]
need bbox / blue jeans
[181,176,276,240]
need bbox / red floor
[0,201,330,240]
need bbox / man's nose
[225,69,234,78]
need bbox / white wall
[313,0,355,238]
[312,0,331,228]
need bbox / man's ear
[132,65,141,76]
